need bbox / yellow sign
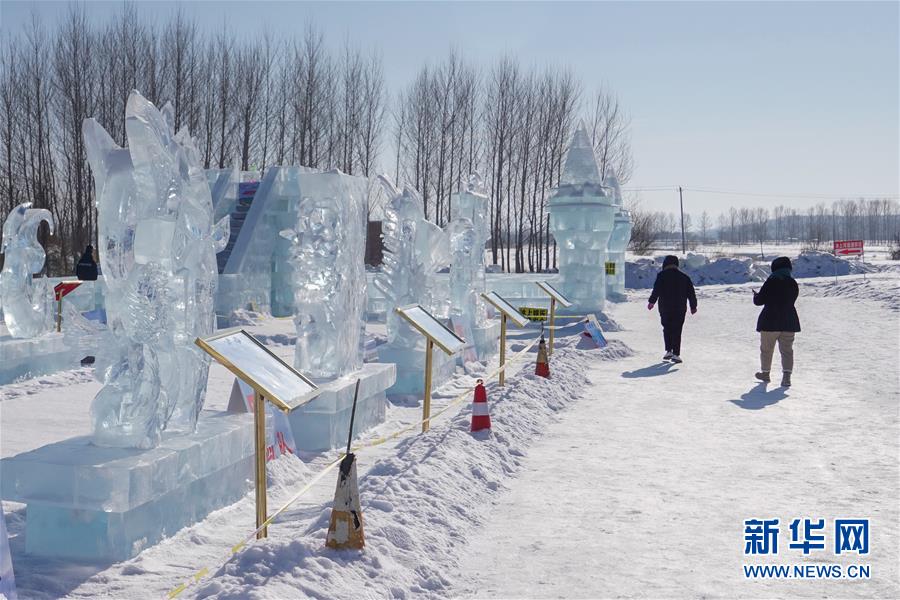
[519,307,548,322]
[605,262,616,275]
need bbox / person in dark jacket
[753,256,800,387]
[75,244,98,281]
[648,255,697,363]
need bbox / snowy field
[2,272,898,599]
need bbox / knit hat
[771,256,792,272]
[662,255,679,268]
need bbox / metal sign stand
[395,305,466,433]
[481,292,530,387]
[534,282,573,356]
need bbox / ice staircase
[217,180,260,274]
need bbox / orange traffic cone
[325,453,365,550]
[470,379,491,432]
[535,336,550,378]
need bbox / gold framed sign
[481,291,530,328]
[195,329,319,413]
[395,304,465,433]
[395,304,466,355]
[535,280,573,308]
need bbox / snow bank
[194,336,633,599]
[626,253,765,289]
[626,251,876,289]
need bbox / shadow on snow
[729,382,789,410]
[621,362,677,378]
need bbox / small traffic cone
[535,336,550,378]
[470,379,491,432]
[325,453,365,550]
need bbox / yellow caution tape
[165,332,544,598]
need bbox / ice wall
[0,203,55,338]
[83,90,229,449]
[279,169,366,379]
[549,125,616,313]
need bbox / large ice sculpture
[0,203,55,338]
[279,170,366,379]
[445,173,499,359]
[449,174,489,325]
[374,176,453,394]
[83,90,229,449]
[604,170,632,300]
[549,124,616,313]
[374,176,449,347]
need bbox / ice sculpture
[279,170,366,379]
[549,124,616,313]
[449,174,489,326]
[375,176,453,394]
[0,203,55,338]
[374,176,449,347]
[444,173,499,360]
[602,169,631,299]
[83,90,229,449]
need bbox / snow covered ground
[455,274,899,599]
[2,272,898,599]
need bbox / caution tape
[165,332,543,598]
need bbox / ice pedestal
[0,411,253,561]
[465,321,501,363]
[378,343,455,398]
[0,329,97,384]
[287,363,395,452]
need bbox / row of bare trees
[627,197,900,254]
[395,54,633,273]
[0,4,633,275]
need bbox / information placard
[535,281,573,308]
[396,305,465,355]
[481,291,530,327]
[583,314,608,348]
[196,329,319,412]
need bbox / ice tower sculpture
[279,170,366,379]
[604,170,632,300]
[83,90,230,449]
[549,124,616,313]
[375,176,453,395]
[0,203,55,338]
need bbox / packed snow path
[456,279,899,598]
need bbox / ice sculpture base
[0,331,90,384]
[288,363,395,452]
[0,411,253,561]
[469,321,501,362]
[378,343,456,398]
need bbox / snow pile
[626,251,879,289]
[194,336,633,599]
[799,275,900,312]
[789,250,873,278]
[626,253,765,289]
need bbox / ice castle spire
[559,122,603,188]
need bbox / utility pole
[679,186,686,255]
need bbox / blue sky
[1,1,897,215]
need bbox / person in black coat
[75,244,98,281]
[753,256,800,387]
[647,255,697,363]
